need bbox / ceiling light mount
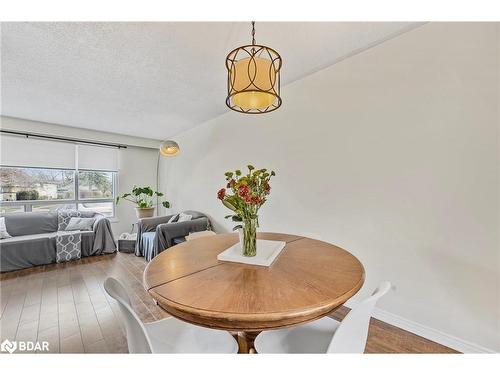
[225,21,282,114]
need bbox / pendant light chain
[251,21,256,45]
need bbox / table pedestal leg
[235,331,261,353]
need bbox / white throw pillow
[65,217,96,231]
[177,212,192,222]
[167,214,179,223]
[0,217,12,239]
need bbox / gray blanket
[135,211,210,260]
[152,218,210,259]
[93,216,117,255]
[0,212,117,272]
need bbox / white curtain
[0,134,76,169]
[77,144,119,171]
[0,134,120,171]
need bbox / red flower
[243,195,262,205]
[238,185,250,198]
[217,188,226,200]
[264,182,271,193]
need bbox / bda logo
[1,339,17,353]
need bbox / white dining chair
[103,277,238,353]
[254,281,391,353]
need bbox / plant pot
[135,207,155,219]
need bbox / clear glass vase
[240,217,258,257]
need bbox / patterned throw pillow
[57,210,82,231]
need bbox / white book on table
[217,239,286,267]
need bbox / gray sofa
[135,210,211,261]
[0,211,117,272]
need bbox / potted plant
[217,165,275,257]
[116,186,170,219]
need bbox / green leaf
[235,170,241,176]
[222,199,237,211]
[247,165,254,171]
[224,214,233,219]
[225,195,240,208]
[115,196,120,204]
[156,192,164,197]
[232,225,243,231]
[162,201,170,208]
[132,186,141,196]
[231,215,242,222]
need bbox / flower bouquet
[217,165,276,257]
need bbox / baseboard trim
[343,300,497,354]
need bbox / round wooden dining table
[143,232,365,353]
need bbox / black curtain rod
[0,129,127,149]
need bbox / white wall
[116,147,158,235]
[1,116,160,235]
[164,23,500,351]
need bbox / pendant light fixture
[156,139,180,212]
[159,140,180,157]
[225,21,282,114]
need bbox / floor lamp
[157,140,180,214]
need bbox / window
[78,170,113,199]
[0,167,75,201]
[78,202,114,217]
[0,136,119,218]
[0,205,24,214]
[32,203,76,213]
[0,166,116,217]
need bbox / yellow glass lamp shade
[230,57,277,110]
[159,140,180,157]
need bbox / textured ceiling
[1,22,420,139]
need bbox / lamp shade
[159,140,180,157]
[226,44,282,114]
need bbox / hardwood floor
[0,252,458,354]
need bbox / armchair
[135,210,211,261]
